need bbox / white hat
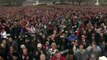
[20,44,26,49]
[99,56,107,60]
[37,43,42,48]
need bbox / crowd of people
[0,5,107,60]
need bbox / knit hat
[99,56,107,60]
[20,44,26,49]
[37,43,42,48]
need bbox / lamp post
[95,0,100,5]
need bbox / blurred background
[0,0,107,6]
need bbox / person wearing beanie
[32,43,47,60]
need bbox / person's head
[83,30,86,35]
[1,26,5,32]
[92,33,95,40]
[79,44,84,50]
[99,32,103,37]
[68,50,74,55]
[22,48,28,55]
[91,42,96,48]
[2,39,6,45]
[81,35,86,41]
[66,50,74,60]
[37,43,42,50]
[0,56,4,60]
[42,35,45,38]
[60,33,65,39]
[51,43,57,50]
[9,46,15,53]
[8,37,13,42]
[55,51,61,59]
[71,32,75,36]
[12,52,19,60]
[53,30,57,34]
[12,55,18,60]
[40,54,46,60]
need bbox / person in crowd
[86,42,101,60]
[48,43,58,59]
[12,52,20,60]
[67,32,78,42]
[21,48,32,60]
[0,26,7,39]
[51,51,66,60]
[40,54,46,60]
[0,56,4,60]
[66,50,77,60]
[74,44,88,60]
[7,46,15,59]
[0,39,8,60]
[80,35,89,48]
[33,43,47,60]
[8,37,18,51]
